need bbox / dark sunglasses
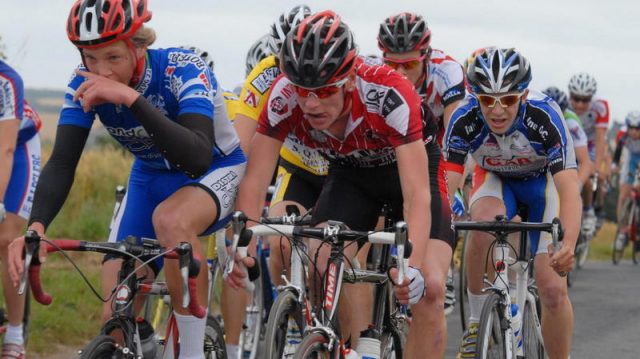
[570,95,592,103]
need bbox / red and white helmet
[67,0,152,49]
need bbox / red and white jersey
[418,49,466,120]
[574,97,609,145]
[257,60,424,168]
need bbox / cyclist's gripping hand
[8,226,48,288]
[547,242,574,276]
[224,254,257,290]
[389,266,426,305]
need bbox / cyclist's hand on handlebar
[390,266,425,305]
[224,254,257,290]
[547,242,574,276]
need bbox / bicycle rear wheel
[476,292,507,359]
[522,299,544,359]
[264,289,305,359]
[292,331,335,359]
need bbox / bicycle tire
[292,331,334,359]
[475,292,507,359]
[576,234,590,269]
[522,299,544,359]
[204,315,227,359]
[380,323,405,359]
[79,334,119,359]
[458,231,470,331]
[239,261,264,359]
[264,289,305,359]
[613,199,633,265]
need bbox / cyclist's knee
[152,210,190,244]
[423,274,446,306]
[538,279,569,310]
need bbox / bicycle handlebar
[454,216,564,247]
[19,230,206,318]
[231,211,412,285]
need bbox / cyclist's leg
[0,137,39,350]
[154,149,245,358]
[519,173,572,359]
[406,145,453,358]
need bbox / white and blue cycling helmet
[466,48,531,94]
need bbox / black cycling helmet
[467,48,531,94]
[377,12,431,53]
[280,10,358,88]
[271,4,312,52]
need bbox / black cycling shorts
[271,158,326,210]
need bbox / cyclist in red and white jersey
[0,60,41,358]
[568,72,610,228]
[377,11,465,316]
[227,11,454,358]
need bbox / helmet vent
[102,1,110,14]
[84,12,93,32]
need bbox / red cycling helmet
[378,12,431,53]
[280,10,358,88]
[67,0,152,49]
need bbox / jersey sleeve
[566,118,588,148]
[236,56,280,121]
[594,99,610,129]
[443,98,475,172]
[437,60,466,108]
[256,75,295,142]
[541,106,577,175]
[59,67,97,129]
[166,52,216,118]
[0,66,24,122]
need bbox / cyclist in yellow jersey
[224,6,322,358]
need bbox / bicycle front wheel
[264,289,305,359]
[522,300,544,359]
[292,331,335,359]
[476,292,507,359]
[204,315,227,359]
[459,231,470,331]
[79,335,118,359]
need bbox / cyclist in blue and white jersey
[7,1,245,358]
[0,59,41,358]
[612,111,640,222]
[444,48,580,359]
[543,86,594,188]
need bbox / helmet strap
[125,38,146,87]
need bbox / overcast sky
[1,0,637,123]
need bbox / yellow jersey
[237,55,328,176]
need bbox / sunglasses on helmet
[292,77,349,99]
[383,54,426,71]
[476,93,524,108]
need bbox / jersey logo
[270,96,288,115]
[243,91,259,108]
[250,67,279,94]
[484,157,532,167]
[382,89,403,117]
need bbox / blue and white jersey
[60,48,240,170]
[0,60,40,145]
[443,90,577,179]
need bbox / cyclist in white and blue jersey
[0,59,41,358]
[613,111,640,221]
[444,48,580,359]
[7,1,245,358]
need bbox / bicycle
[574,174,599,272]
[17,230,224,358]
[230,211,412,359]
[454,216,563,359]
[613,168,640,265]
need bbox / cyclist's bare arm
[575,145,594,188]
[396,140,431,267]
[233,113,259,156]
[595,127,607,175]
[551,168,582,271]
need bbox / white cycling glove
[0,203,5,223]
[406,266,426,305]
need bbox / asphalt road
[445,260,640,358]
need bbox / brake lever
[177,242,193,308]
[19,230,41,295]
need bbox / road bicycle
[613,168,640,265]
[18,231,225,358]
[230,211,412,359]
[454,216,563,359]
